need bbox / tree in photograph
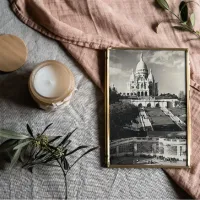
[109,86,121,104]
[178,91,186,101]
[178,90,186,107]
[110,102,139,140]
[159,93,178,99]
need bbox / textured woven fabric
[10,1,200,198]
[0,0,199,198]
[0,1,191,199]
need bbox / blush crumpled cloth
[11,0,200,198]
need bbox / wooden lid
[0,34,27,72]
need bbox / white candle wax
[33,65,68,98]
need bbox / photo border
[105,47,191,168]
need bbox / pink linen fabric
[11,0,200,198]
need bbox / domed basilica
[127,53,158,97]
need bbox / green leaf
[35,152,51,161]
[173,26,189,31]
[190,13,195,27]
[64,158,69,170]
[13,140,31,150]
[26,124,34,138]
[19,146,28,163]
[179,1,188,22]
[6,150,15,162]
[0,130,30,140]
[48,136,62,144]
[65,145,88,156]
[0,139,18,152]
[69,147,98,170]
[63,140,71,149]
[57,128,77,147]
[156,0,169,10]
[41,123,53,135]
[10,148,22,169]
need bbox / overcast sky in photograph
[109,49,186,95]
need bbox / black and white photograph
[106,48,190,167]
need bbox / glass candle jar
[29,60,75,110]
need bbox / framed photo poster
[105,48,190,168]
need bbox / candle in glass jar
[29,60,75,110]
[33,65,69,98]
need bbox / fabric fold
[11,0,200,198]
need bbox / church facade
[127,54,158,97]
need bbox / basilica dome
[136,53,148,73]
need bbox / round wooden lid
[0,34,27,72]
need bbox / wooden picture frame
[105,48,190,168]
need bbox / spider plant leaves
[0,139,18,152]
[26,124,34,138]
[0,130,30,140]
[69,147,98,169]
[41,123,53,135]
[156,0,169,10]
[10,147,23,169]
[65,145,88,156]
[13,140,31,150]
[179,1,188,22]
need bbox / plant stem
[168,9,181,22]
[166,9,200,40]
[56,159,68,199]
[64,174,68,200]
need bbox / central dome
[136,53,148,72]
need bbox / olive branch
[0,124,98,199]
[156,0,200,39]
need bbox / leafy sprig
[156,0,200,39]
[0,124,98,199]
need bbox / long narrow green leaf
[48,136,62,144]
[26,124,34,138]
[190,13,195,27]
[6,150,15,161]
[57,128,77,147]
[0,139,18,152]
[156,0,169,10]
[13,140,31,150]
[64,158,69,170]
[10,148,23,169]
[35,152,51,161]
[173,26,188,31]
[63,140,71,149]
[69,147,98,170]
[41,123,53,135]
[66,146,88,156]
[179,1,188,22]
[0,130,30,140]
[20,145,28,163]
